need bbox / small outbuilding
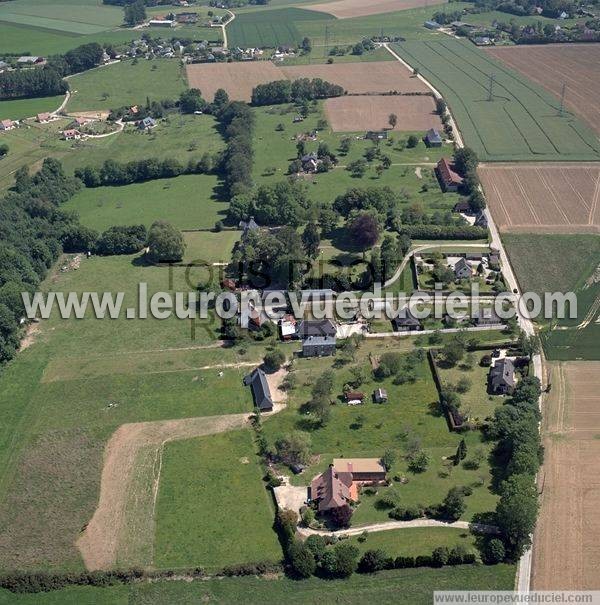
[243,367,273,411]
[138,117,157,130]
[373,388,388,403]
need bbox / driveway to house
[298,519,499,538]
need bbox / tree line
[251,78,345,106]
[0,43,103,100]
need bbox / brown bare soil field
[532,362,600,589]
[325,94,442,132]
[186,61,284,101]
[485,44,600,136]
[282,61,428,94]
[479,163,600,234]
[308,0,446,19]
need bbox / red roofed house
[436,157,463,192]
[62,129,82,140]
[69,116,89,129]
[310,465,356,513]
[310,458,387,513]
[36,112,51,123]
[0,120,15,131]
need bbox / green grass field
[0,114,224,193]
[183,230,240,264]
[0,251,267,571]
[0,564,517,604]
[66,60,188,113]
[0,95,65,120]
[393,38,600,161]
[226,7,333,48]
[347,527,477,559]
[62,174,227,231]
[503,234,600,360]
[252,103,461,209]
[154,430,281,570]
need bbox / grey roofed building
[488,358,515,394]
[424,128,443,147]
[472,308,503,326]
[392,307,422,332]
[239,216,259,239]
[454,257,472,280]
[296,319,337,339]
[243,368,273,411]
[302,335,336,357]
[475,210,488,228]
[138,116,156,130]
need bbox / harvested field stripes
[486,45,600,136]
[480,163,600,233]
[393,39,600,162]
[306,0,447,18]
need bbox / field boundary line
[589,170,600,225]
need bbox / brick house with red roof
[436,157,464,192]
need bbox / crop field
[325,94,442,132]
[281,61,429,94]
[62,175,227,231]
[532,362,600,589]
[0,250,272,571]
[486,44,600,136]
[0,564,517,604]
[67,60,188,113]
[393,39,600,162]
[0,0,123,34]
[226,7,333,49]
[502,234,600,360]
[479,163,600,233]
[186,61,284,102]
[154,430,281,570]
[307,0,447,19]
[0,95,65,121]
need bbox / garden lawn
[0,564,517,604]
[154,430,282,570]
[392,38,600,161]
[435,351,502,421]
[347,526,477,558]
[62,174,226,231]
[66,60,188,113]
[183,230,240,265]
[0,95,65,120]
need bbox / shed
[373,388,388,403]
[243,367,273,411]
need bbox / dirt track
[532,362,600,589]
[307,0,446,18]
[76,368,289,570]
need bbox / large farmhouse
[310,458,386,513]
[436,157,463,192]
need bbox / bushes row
[220,101,255,197]
[251,78,345,106]
[75,154,217,188]
[358,546,477,574]
[0,159,82,365]
[398,225,488,240]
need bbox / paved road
[383,42,542,593]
